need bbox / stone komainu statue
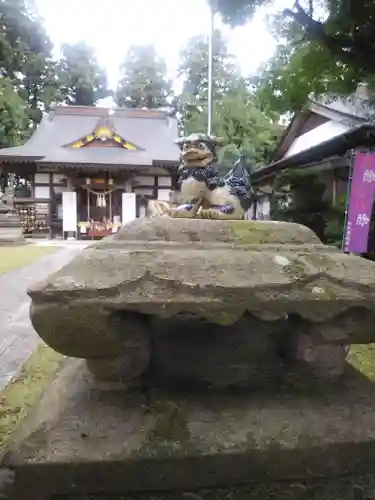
[148,133,254,220]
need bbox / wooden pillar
[153,176,158,199]
[0,165,6,199]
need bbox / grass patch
[0,245,58,275]
[0,343,65,451]
[348,343,375,381]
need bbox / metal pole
[207,3,214,136]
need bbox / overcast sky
[35,0,284,89]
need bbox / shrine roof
[0,105,180,166]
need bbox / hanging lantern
[86,178,90,185]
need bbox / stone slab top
[27,217,375,325]
[109,217,322,245]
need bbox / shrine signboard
[344,152,375,253]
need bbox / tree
[0,77,28,148]
[177,31,240,135]
[116,45,172,108]
[215,0,375,79]
[0,0,58,127]
[251,12,361,114]
[178,30,238,101]
[58,42,109,106]
[184,80,282,169]
[271,169,330,241]
[0,0,52,79]
[177,31,282,169]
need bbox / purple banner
[344,152,375,253]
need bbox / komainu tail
[147,200,173,217]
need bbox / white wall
[157,189,171,201]
[34,173,49,184]
[158,177,172,187]
[122,193,136,224]
[62,192,77,233]
[34,185,50,199]
[285,120,350,158]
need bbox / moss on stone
[348,344,375,380]
[209,309,244,326]
[137,400,198,457]
[0,343,65,452]
[230,220,274,245]
[230,220,320,247]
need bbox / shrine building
[0,105,180,239]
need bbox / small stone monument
[4,136,375,499]
[0,197,24,243]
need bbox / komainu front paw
[200,205,237,220]
[170,198,203,218]
[170,204,196,218]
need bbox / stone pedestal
[27,217,375,387]
[0,200,24,243]
[2,358,375,499]
[6,217,375,499]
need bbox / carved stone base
[3,358,375,500]
[28,217,375,389]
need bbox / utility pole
[207,1,215,136]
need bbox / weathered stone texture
[4,359,375,499]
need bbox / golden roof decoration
[65,118,139,150]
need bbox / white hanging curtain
[96,194,107,208]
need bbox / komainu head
[174,133,223,168]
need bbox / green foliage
[216,0,375,75]
[324,195,346,247]
[186,82,282,169]
[0,77,28,148]
[271,170,330,241]
[0,0,52,79]
[213,0,267,26]
[0,1,111,146]
[58,42,109,106]
[178,30,238,101]
[0,0,58,128]
[254,38,359,115]
[116,45,172,109]
[177,31,238,133]
[216,0,375,113]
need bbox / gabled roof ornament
[65,116,141,151]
